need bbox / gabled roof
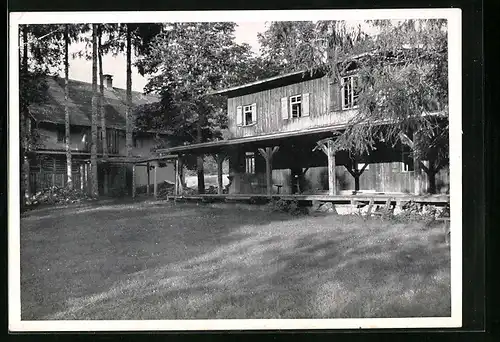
[207,69,326,98]
[207,51,374,98]
[29,76,160,131]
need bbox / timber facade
[156,63,450,200]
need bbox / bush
[386,201,443,225]
[267,198,307,216]
[25,186,96,207]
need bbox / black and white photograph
[8,9,462,331]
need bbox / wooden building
[156,64,450,200]
[27,74,175,196]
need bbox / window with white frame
[237,103,257,127]
[243,105,254,126]
[290,95,302,118]
[341,75,360,110]
[245,152,255,174]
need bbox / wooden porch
[163,193,450,206]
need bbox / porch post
[52,157,56,188]
[132,163,136,199]
[214,153,226,195]
[153,165,158,199]
[197,154,205,194]
[80,164,84,191]
[174,159,178,196]
[103,166,109,196]
[86,163,91,195]
[146,162,150,196]
[258,146,280,197]
[177,156,184,195]
[413,131,423,195]
[327,140,337,196]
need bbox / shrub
[267,198,307,216]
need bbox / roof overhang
[156,122,352,155]
[99,155,179,164]
[155,111,448,156]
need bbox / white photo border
[8,8,462,331]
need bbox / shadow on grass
[20,201,451,320]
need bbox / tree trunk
[21,25,30,205]
[98,26,108,195]
[90,24,99,197]
[196,112,205,194]
[64,25,73,190]
[125,24,133,157]
[125,24,133,196]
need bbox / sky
[64,22,269,93]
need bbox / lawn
[20,200,451,320]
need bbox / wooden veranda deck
[164,193,450,206]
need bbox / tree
[259,19,448,194]
[64,24,72,190]
[19,24,74,206]
[61,24,86,191]
[125,24,133,158]
[135,23,271,188]
[97,24,108,195]
[329,20,449,194]
[90,24,99,197]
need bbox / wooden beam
[79,164,84,191]
[214,154,226,195]
[327,140,337,196]
[177,157,184,195]
[153,165,158,199]
[52,158,56,188]
[399,133,415,149]
[132,164,136,199]
[359,162,369,175]
[413,131,422,195]
[258,146,279,196]
[174,159,178,196]
[265,148,273,196]
[257,148,268,160]
[146,162,150,196]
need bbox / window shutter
[281,97,289,120]
[302,93,310,116]
[331,80,342,112]
[236,106,243,126]
[251,103,257,123]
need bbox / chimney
[103,74,113,89]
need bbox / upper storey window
[236,103,257,127]
[281,93,310,120]
[290,95,302,118]
[341,75,360,110]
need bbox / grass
[20,200,451,320]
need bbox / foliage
[134,22,274,172]
[267,198,308,216]
[259,19,449,182]
[25,186,97,208]
[333,21,448,154]
[258,21,372,77]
